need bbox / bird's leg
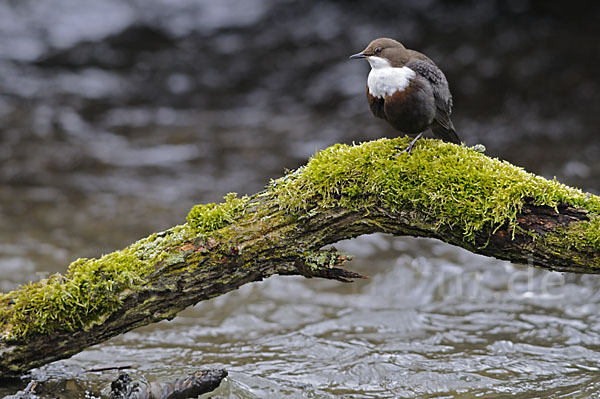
[394,132,423,156]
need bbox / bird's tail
[431,120,461,144]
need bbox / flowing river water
[1,1,600,397]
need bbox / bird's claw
[393,133,423,157]
[392,144,415,157]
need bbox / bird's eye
[375,47,382,54]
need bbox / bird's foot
[393,133,423,157]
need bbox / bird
[350,38,461,154]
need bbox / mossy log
[1,137,599,378]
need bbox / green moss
[546,217,600,252]
[0,225,194,340]
[271,137,600,247]
[303,249,352,271]
[186,193,249,233]
[581,217,600,248]
[0,192,254,340]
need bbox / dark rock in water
[109,369,227,399]
[3,370,226,399]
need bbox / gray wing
[406,57,461,144]
[406,58,453,126]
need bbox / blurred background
[1,0,600,397]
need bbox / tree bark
[1,139,599,378]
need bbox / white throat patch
[366,56,415,98]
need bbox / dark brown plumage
[350,38,461,148]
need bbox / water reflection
[1,0,599,397]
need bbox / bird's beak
[349,52,367,60]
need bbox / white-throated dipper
[350,38,461,153]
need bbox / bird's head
[349,38,409,68]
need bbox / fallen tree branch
[1,137,599,377]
